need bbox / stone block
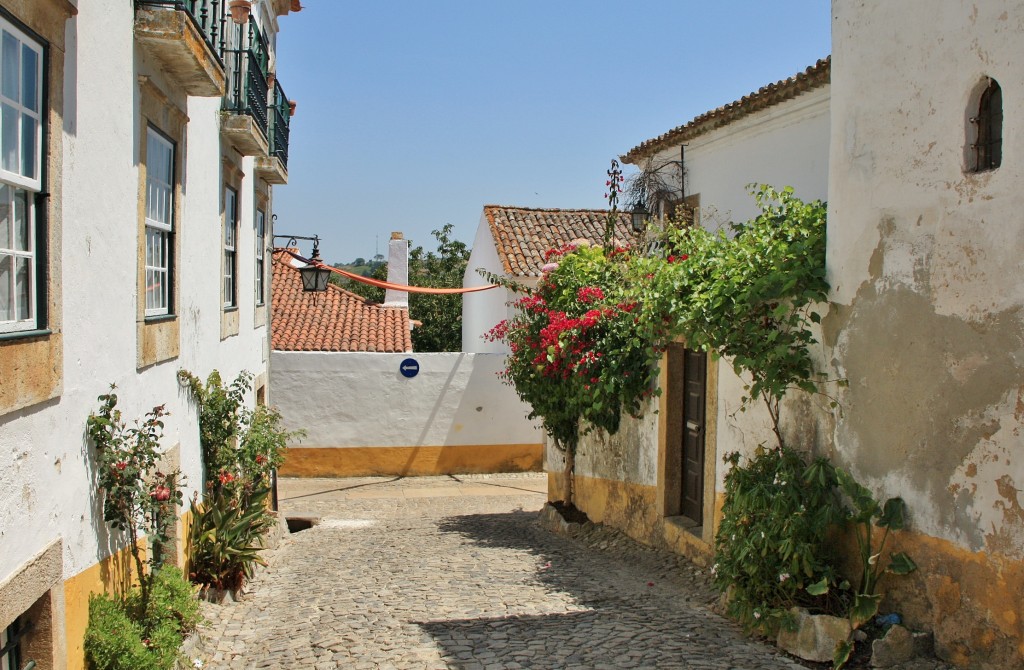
[870,624,915,667]
[776,607,852,663]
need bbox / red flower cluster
[543,244,578,261]
[667,254,689,263]
[576,286,605,303]
[151,485,171,502]
[218,471,236,485]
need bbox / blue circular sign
[400,358,420,378]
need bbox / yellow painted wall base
[547,472,715,567]
[839,528,1024,669]
[63,547,137,670]
[280,444,543,477]
[552,473,1023,668]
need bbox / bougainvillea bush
[486,242,663,450]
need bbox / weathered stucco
[819,1,1024,665]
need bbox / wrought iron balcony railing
[135,0,227,69]
[223,17,271,140]
[269,79,291,169]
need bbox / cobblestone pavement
[191,474,940,669]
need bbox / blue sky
[273,2,831,264]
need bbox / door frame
[656,342,719,542]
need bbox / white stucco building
[0,1,300,667]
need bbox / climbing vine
[489,184,830,453]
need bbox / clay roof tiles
[271,251,413,353]
[621,57,831,164]
[484,205,634,278]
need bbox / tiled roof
[621,57,830,164]
[271,251,413,352]
[484,205,634,278]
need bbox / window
[0,18,42,334]
[254,208,265,305]
[970,78,1002,173]
[145,127,174,317]
[224,186,238,308]
[1,615,31,670]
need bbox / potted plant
[228,0,252,25]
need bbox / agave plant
[187,486,273,591]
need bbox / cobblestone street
[193,474,819,669]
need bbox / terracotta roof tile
[621,57,830,164]
[484,205,634,278]
[271,251,413,353]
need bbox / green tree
[330,225,470,351]
[408,225,470,351]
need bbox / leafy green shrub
[188,485,273,591]
[713,447,846,634]
[84,566,199,670]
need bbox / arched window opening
[971,79,1003,172]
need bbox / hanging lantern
[299,242,331,292]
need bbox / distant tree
[353,257,366,267]
[328,225,469,351]
[408,225,469,352]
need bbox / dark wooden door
[681,349,707,523]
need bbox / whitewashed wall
[827,0,1024,556]
[462,214,511,353]
[646,86,831,483]
[271,351,541,447]
[0,4,272,584]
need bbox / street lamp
[274,234,331,292]
[630,201,650,233]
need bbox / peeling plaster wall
[823,1,1024,664]
[828,0,1024,562]
[271,351,541,448]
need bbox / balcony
[255,80,291,184]
[221,18,271,156]
[134,0,227,97]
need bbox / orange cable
[277,249,500,295]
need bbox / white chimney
[384,232,409,308]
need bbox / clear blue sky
[273,2,831,265]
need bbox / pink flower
[151,485,171,502]
[541,262,559,273]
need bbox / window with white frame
[145,127,174,317]
[224,186,238,308]
[0,17,43,334]
[254,208,265,305]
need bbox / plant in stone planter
[712,446,847,635]
[227,0,252,25]
[809,469,918,667]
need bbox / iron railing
[223,17,271,139]
[136,4,291,154]
[135,0,227,68]
[268,79,291,168]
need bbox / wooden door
[681,349,707,523]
